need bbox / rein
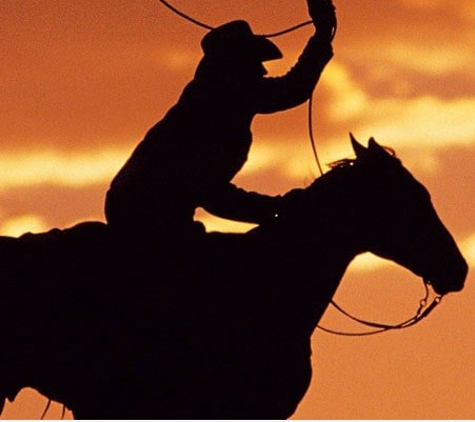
[318,281,444,336]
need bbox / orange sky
[1,0,474,419]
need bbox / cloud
[462,3,475,21]
[158,48,201,71]
[397,0,475,20]
[461,233,475,268]
[243,141,319,181]
[0,147,128,189]
[325,62,369,121]
[382,43,475,76]
[194,208,257,234]
[323,62,475,151]
[397,0,446,10]
[0,214,49,237]
[357,96,475,148]
[349,253,391,272]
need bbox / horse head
[344,134,467,296]
[279,134,467,298]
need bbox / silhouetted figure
[105,0,337,245]
[0,137,467,419]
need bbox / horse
[0,136,467,419]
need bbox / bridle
[318,281,444,336]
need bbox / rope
[61,404,67,419]
[157,0,214,30]
[264,20,313,38]
[308,22,337,176]
[308,90,325,175]
[157,0,314,37]
[40,399,52,420]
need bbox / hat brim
[254,36,283,61]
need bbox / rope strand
[264,20,313,38]
[156,0,314,37]
[40,399,52,420]
[308,91,324,175]
[157,0,214,30]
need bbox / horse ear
[350,133,367,158]
[368,137,390,158]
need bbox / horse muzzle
[428,255,468,296]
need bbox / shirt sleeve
[200,182,280,224]
[253,34,333,114]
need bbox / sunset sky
[1,0,474,419]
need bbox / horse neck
[295,168,369,259]
[274,176,369,333]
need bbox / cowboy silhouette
[105,0,336,245]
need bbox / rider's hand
[308,0,337,40]
[273,189,306,220]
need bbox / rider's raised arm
[254,0,336,113]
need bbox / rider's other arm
[200,183,280,224]
[254,0,336,113]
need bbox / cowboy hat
[201,20,283,62]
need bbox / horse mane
[297,145,400,210]
[326,146,397,170]
[327,158,357,170]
